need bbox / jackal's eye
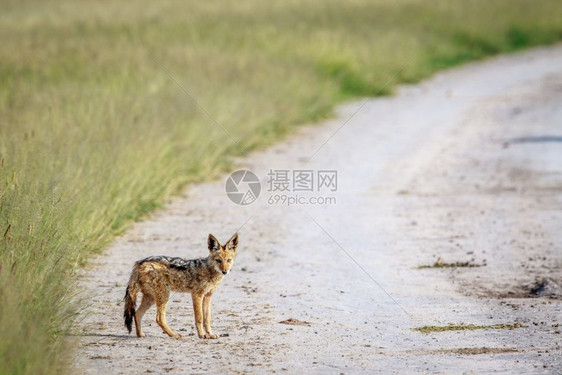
[215,259,222,264]
[227,259,232,263]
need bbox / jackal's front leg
[192,294,206,338]
[202,295,218,339]
[192,294,214,339]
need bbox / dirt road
[73,46,562,374]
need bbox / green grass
[1,0,561,373]
[414,323,526,333]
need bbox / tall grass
[1,0,562,373]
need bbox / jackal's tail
[123,264,140,334]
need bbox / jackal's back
[138,255,203,270]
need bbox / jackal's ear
[208,234,220,252]
[226,232,238,252]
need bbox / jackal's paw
[172,333,182,339]
[198,333,218,339]
[137,332,146,338]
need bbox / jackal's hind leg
[154,291,181,339]
[134,294,154,338]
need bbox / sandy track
[73,46,562,374]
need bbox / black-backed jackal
[123,233,238,339]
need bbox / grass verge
[1,0,562,373]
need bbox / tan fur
[124,233,238,339]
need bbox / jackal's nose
[221,270,228,275]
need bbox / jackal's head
[208,233,238,275]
